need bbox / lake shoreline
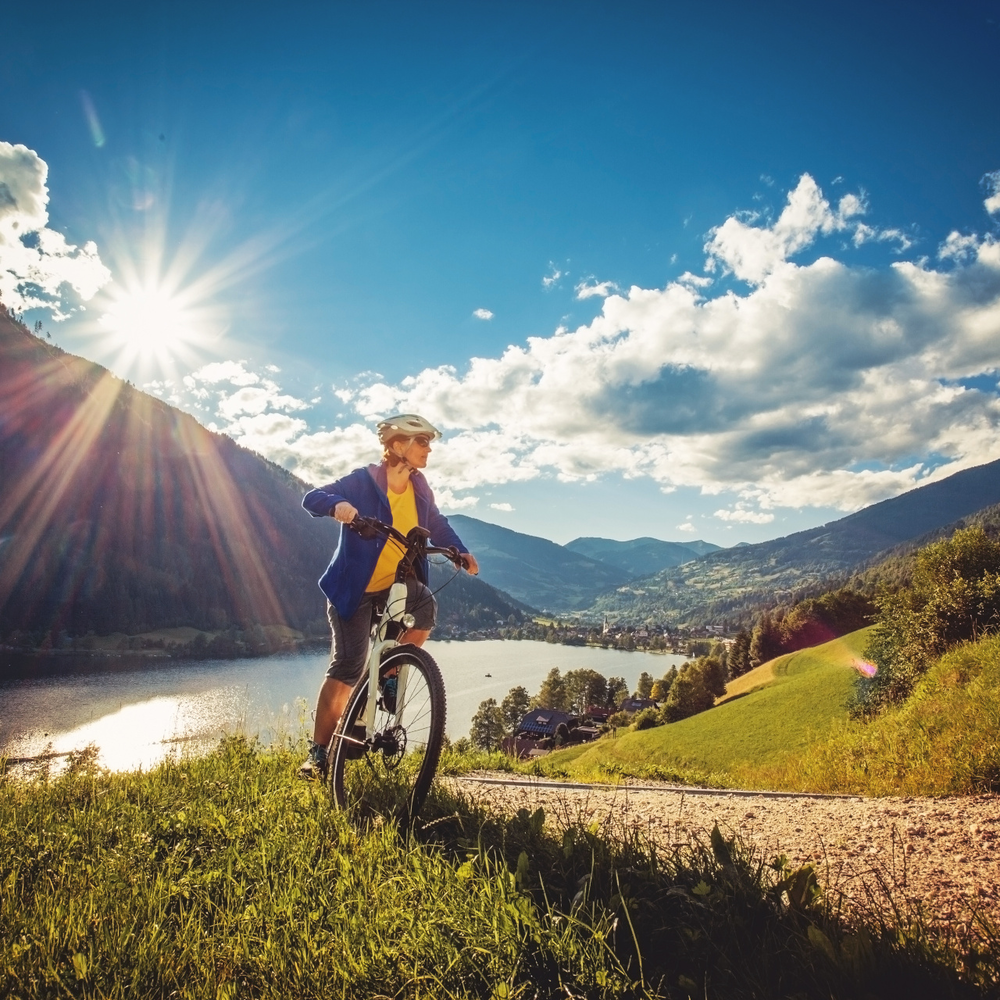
[1,641,693,772]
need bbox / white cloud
[939,231,981,262]
[435,489,480,511]
[165,174,1000,519]
[704,174,866,285]
[575,278,619,299]
[852,223,914,253]
[984,171,1000,216]
[489,502,514,512]
[542,263,564,289]
[473,307,494,320]
[0,141,111,317]
[677,521,696,533]
[322,174,1000,515]
[676,271,712,288]
[714,506,775,525]
[187,360,260,386]
[216,385,309,420]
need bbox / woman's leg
[313,676,354,747]
[401,579,437,648]
[400,628,431,647]
[311,598,375,746]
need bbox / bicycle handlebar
[347,515,465,569]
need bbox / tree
[749,610,783,666]
[500,685,532,733]
[858,526,1000,715]
[700,655,728,699]
[563,669,607,714]
[662,663,715,722]
[606,676,629,708]
[635,671,654,699]
[632,707,661,730]
[780,589,874,652]
[469,698,506,751]
[650,665,678,701]
[728,630,752,677]
[534,667,569,711]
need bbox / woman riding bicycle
[299,413,478,778]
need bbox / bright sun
[100,286,195,352]
[96,280,208,373]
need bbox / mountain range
[448,467,1000,623]
[448,515,722,612]
[584,458,1000,625]
[564,536,720,577]
[5,301,1000,641]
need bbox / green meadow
[531,630,870,787]
[5,630,1000,996]
[528,628,1000,800]
[2,738,997,999]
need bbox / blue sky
[2,0,999,545]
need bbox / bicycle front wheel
[328,643,446,825]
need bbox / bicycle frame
[339,518,460,752]
[362,579,412,738]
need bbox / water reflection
[1,643,689,774]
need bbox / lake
[0,641,689,773]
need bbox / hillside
[563,535,721,577]
[586,460,1000,626]
[0,308,528,647]
[447,514,629,611]
[539,629,869,782]
[844,500,1000,595]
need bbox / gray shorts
[325,578,437,685]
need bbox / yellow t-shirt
[365,480,419,592]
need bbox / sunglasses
[411,435,432,447]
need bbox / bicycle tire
[328,644,446,825]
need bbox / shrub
[631,707,661,730]
[855,526,1000,716]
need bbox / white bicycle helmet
[376,413,442,445]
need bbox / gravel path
[451,774,1000,932]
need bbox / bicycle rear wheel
[328,644,446,825]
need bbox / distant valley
[452,469,1000,625]
[447,515,721,612]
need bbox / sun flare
[99,285,197,356]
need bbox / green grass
[1,738,997,998]
[521,628,1000,799]
[751,633,1000,795]
[530,630,870,786]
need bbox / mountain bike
[326,515,463,824]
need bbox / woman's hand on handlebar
[460,551,479,575]
[333,501,358,523]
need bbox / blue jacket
[302,463,469,619]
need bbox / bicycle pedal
[340,723,367,760]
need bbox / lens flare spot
[852,658,877,678]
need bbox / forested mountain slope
[447,515,629,611]
[0,308,528,642]
[587,459,1000,626]
[564,536,721,577]
[845,500,1000,595]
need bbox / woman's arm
[302,479,353,518]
